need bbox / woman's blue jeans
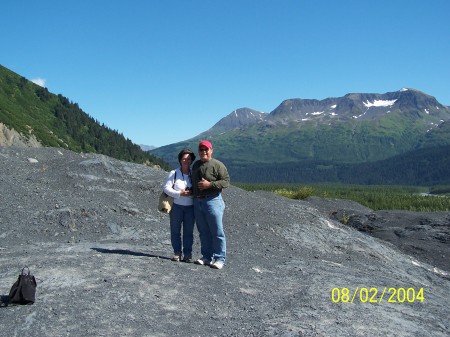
[170,203,195,256]
[193,194,226,263]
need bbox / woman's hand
[180,188,192,196]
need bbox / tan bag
[158,191,173,213]
[158,170,176,213]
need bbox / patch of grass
[273,186,314,200]
[233,183,450,212]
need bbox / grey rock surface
[306,196,450,272]
[0,147,449,337]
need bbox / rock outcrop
[0,123,42,147]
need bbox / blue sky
[2,0,449,147]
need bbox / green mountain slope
[0,65,168,169]
[151,89,450,184]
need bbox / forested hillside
[0,65,168,169]
[227,145,450,185]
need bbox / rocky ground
[306,197,449,272]
[0,146,449,337]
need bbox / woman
[162,149,196,262]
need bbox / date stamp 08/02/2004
[331,287,425,304]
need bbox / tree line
[226,145,450,186]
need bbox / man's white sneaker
[210,261,224,270]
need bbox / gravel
[0,146,449,337]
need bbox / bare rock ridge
[0,147,449,336]
[306,197,450,272]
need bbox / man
[192,140,230,269]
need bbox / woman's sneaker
[194,258,211,266]
[182,256,193,263]
[171,254,182,262]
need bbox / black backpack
[8,267,37,305]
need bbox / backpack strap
[172,170,177,188]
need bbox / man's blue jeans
[194,194,226,263]
[170,203,195,256]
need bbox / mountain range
[151,89,450,185]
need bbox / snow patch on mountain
[363,99,397,108]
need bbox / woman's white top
[162,168,193,206]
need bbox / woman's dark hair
[178,148,196,164]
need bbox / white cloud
[31,78,46,87]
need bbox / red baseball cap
[198,140,213,149]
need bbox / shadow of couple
[90,247,171,260]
